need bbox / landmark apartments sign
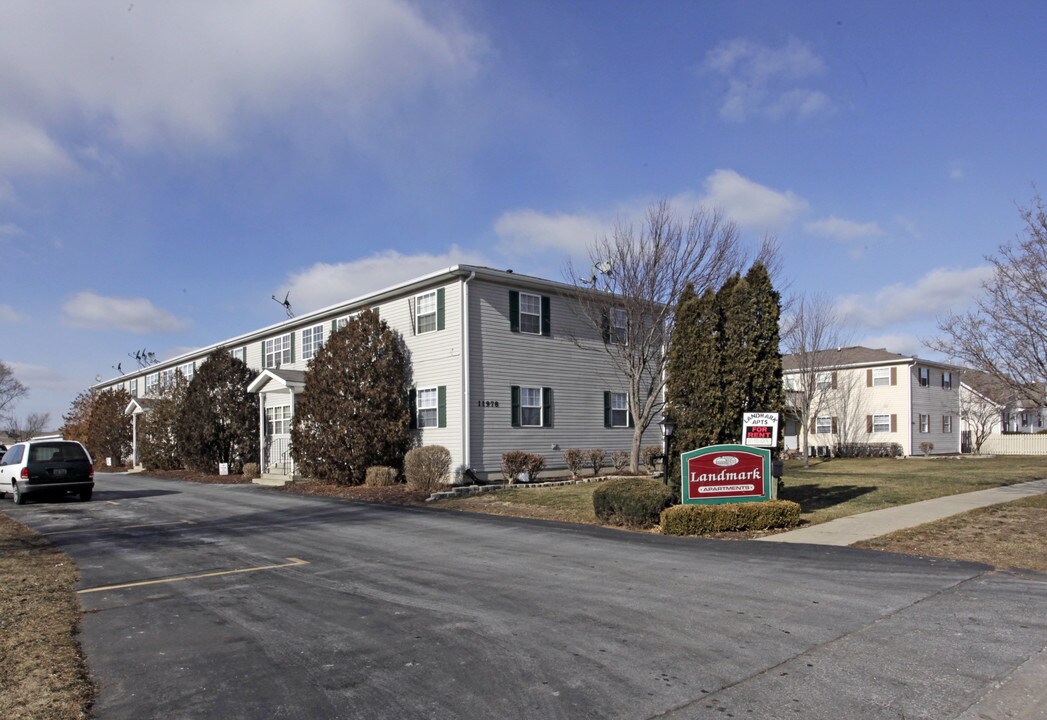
[680,444,774,505]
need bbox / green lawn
[436,456,1047,527]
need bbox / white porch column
[289,390,296,477]
[132,413,138,467]
[258,395,266,473]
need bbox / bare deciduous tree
[959,377,1004,454]
[6,412,51,442]
[0,361,27,425]
[782,294,851,467]
[567,199,744,471]
[929,193,1047,404]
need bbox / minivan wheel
[13,483,26,505]
[79,489,92,502]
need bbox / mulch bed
[277,482,431,505]
[142,469,254,485]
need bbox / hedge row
[660,500,801,536]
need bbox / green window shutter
[289,332,296,364]
[372,306,379,318]
[438,386,447,428]
[511,386,521,427]
[601,312,611,343]
[540,296,551,336]
[603,391,612,428]
[260,340,267,369]
[436,288,445,331]
[543,387,553,428]
[628,397,634,428]
[331,319,337,334]
[509,291,520,333]
[409,389,417,429]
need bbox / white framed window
[145,373,159,394]
[609,392,629,427]
[265,405,291,435]
[918,367,930,387]
[815,416,832,434]
[232,347,246,364]
[264,334,292,368]
[520,386,543,427]
[816,372,833,390]
[417,388,439,429]
[130,378,138,397]
[943,416,953,433]
[416,291,438,334]
[611,307,628,343]
[872,414,891,433]
[872,368,891,386]
[160,368,176,386]
[178,362,194,381]
[919,414,930,433]
[301,324,325,360]
[941,371,953,390]
[783,375,799,391]
[519,292,542,335]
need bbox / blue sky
[1,0,1044,426]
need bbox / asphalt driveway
[6,473,1046,719]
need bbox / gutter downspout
[907,359,915,456]
[462,271,476,473]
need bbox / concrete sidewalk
[758,477,1047,546]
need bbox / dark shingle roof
[781,346,912,372]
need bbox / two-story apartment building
[782,346,962,456]
[98,266,653,481]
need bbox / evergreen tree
[667,262,784,453]
[86,387,132,463]
[176,350,258,473]
[138,375,188,470]
[291,310,413,484]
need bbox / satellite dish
[95,374,103,383]
[595,260,614,275]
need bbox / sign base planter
[680,444,775,505]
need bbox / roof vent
[506,269,513,273]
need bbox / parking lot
[7,473,1047,719]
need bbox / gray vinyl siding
[467,279,653,476]
[388,282,464,468]
[910,365,961,454]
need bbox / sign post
[680,444,774,505]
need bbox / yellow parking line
[43,520,194,536]
[77,557,309,594]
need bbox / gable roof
[782,346,914,372]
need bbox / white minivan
[0,439,94,504]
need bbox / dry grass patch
[144,469,253,484]
[856,493,1047,572]
[278,481,431,505]
[0,514,93,719]
[781,455,1046,525]
[437,484,600,524]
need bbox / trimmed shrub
[592,477,675,528]
[404,445,451,492]
[501,450,530,484]
[587,448,606,477]
[242,462,260,479]
[563,448,585,478]
[525,453,546,482]
[641,445,663,472]
[365,466,399,487]
[660,500,801,536]
[611,450,629,473]
[834,442,903,458]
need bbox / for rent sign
[742,412,779,449]
[680,444,774,504]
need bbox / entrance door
[264,404,293,475]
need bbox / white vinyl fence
[979,434,1047,456]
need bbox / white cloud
[495,209,609,259]
[703,37,834,122]
[804,216,885,241]
[280,246,490,312]
[858,333,923,357]
[62,291,188,333]
[7,362,69,391]
[0,222,24,237]
[699,169,808,231]
[0,0,483,174]
[0,304,23,322]
[837,266,994,329]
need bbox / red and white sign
[685,449,767,501]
